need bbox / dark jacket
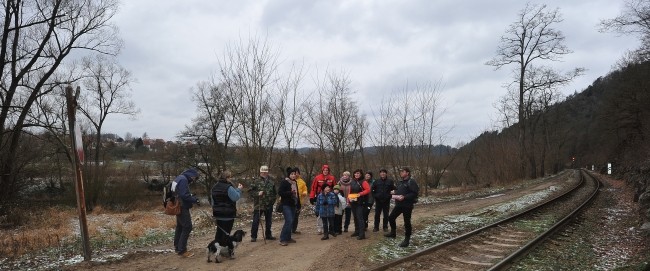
[350,178,370,205]
[278,178,298,207]
[394,177,419,207]
[372,177,396,203]
[211,180,236,219]
[174,169,199,209]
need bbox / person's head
[379,169,388,179]
[342,171,350,178]
[286,167,298,180]
[333,185,340,193]
[259,165,269,178]
[293,167,301,177]
[183,168,199,183]
[365,171,373,180]
[219,169,232,181]
[322,184,331,193]
[399,167,411,179]
[321,164,330,175]
[353,169,364,180]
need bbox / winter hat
[333,185,340,190]
[321,164,330,172]
[260,165,269,173]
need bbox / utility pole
[65,85,92,260]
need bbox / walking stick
[258,195,267,244]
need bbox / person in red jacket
[309,164,336,233]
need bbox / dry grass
[0,206,76,257]
[0,204,177,258]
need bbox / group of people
[169,164,419,258]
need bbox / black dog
[206,229,246,263]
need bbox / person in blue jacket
[172,168,200,257]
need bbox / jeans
[251,207,273,239]
[351,203,365,238]
[388,205,413,237]
[280,204,296,242]
[321,216,333,235]
[374,200,390,229]
[174,207,192,253]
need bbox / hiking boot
[351,232,359,237]
[179,251,194,258]
[250,238,257,242]
[399,238,410,247]
[265,236,277,240]
[287,239,297,243]
[321,235,329,240]
[357,236,366,240]
[384,232,396,238]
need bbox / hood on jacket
[182,168,199,183]
[321,164,330,174]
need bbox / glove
[310,198,316,205]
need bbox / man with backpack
[372,169,396,232]
[172,168,200,257]
[384,167,419,247]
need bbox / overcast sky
[103,0,638,146]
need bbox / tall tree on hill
[0,0,122,207]
[77,54,138,209]
[486,3,583,178]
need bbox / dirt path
[66,177,569,271]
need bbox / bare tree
[486,3,583,178]
[277,62,307,167]
[600,0,650,62]
[304,69,364,173]
[0,0,122,206]
[77,54,137,208]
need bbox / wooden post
[65,86,92,261]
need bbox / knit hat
[333,185,340,190]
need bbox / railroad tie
[450,256,493,266]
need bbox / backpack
[163,181,181,215]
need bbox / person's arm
[176,178,196,203]
[358,180,371,196]
[405,179,420,201]
[227,185,242,202]
[309,178,318,203]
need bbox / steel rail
[367,170,594,271]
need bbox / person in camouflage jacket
[249,165,277,241]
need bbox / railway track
[368,169,601,271]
